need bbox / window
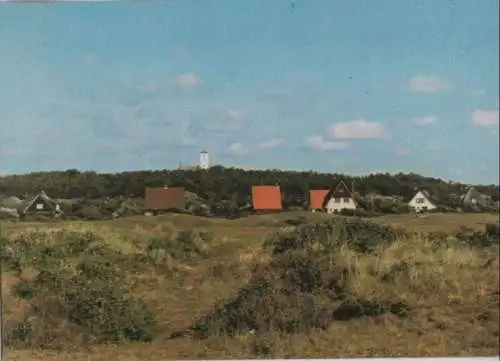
[415,198,425,204]
[343,198,350,203]
[334,198,341,203]
[36,203,44,210]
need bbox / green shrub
[264,218,407,255]
[189,218,409,338]
[145,230,208,263]
[454,223,500,247]
[2,230,156,348]
[12,280,38,300]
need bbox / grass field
[1,212,499,360]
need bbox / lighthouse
[199,150,209,170]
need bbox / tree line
[0,166,498,217]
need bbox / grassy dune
[1,212,498,360]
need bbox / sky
[0,0,499,184]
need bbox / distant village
[0,150,497,220]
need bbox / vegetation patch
[188,219,411,337]
[1,230,156,348]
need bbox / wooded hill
[0,166,498,219]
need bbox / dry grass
[1,212,499,360]
[374,212,499,232]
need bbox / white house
[324,181,357,214]
[408,190,437,213]
[460,186,489,209]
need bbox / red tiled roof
[144,187,186,211]
[309,189,329,209]
[251,185,282,210]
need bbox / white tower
[199,150,209,170]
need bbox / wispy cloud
[427,144,441,152]
[407,74,453,93]
[414,115,438,126]
[394,149,411,156]
[175,73,201,89]
[305,135,349,151]
[326,119,389,140]
[226,108,243,119]
[471,109,499,126]
[196,108,246,134]
[171,47,187,58]
[469,89,485,97]
[258,138,285,149]
[226,142,250,156]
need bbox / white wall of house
[325,196,357,213]
[408,191,436,212]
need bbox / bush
[188,218,409,338]
[2,230,156,348]
[264,218,407,255]
[145,230,209,264]
[339,208,372,217]
[453,223,500,247]
[73,205,108,220]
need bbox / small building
[323,181,357,214]
[460,186,489,210]
[309,189,330,212]
[251,185,282,210]
[408,189,437,213]
[19,191,63,217]
[144,186,186,215]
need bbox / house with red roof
[251,185,282,210]
[309,181,357,213]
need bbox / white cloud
[226,108,243,118]
[394,149,411,156]
[175,73,201,88]
[305,135,349,151]
[258,138,285,149]
[471,109,499,126]
[414,115,438,126]
[326,119,388,140]
[407,75,452,93]
[227,142,250,156]
[199,108,246,134]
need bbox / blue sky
[0,0,499,184]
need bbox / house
[460,186,489,210]
[251,185,282,210]
[323,181,357,214]
[309,189,329,212]
[408,189,437,213]
[143,186,186,215]
[19,191,63,217]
